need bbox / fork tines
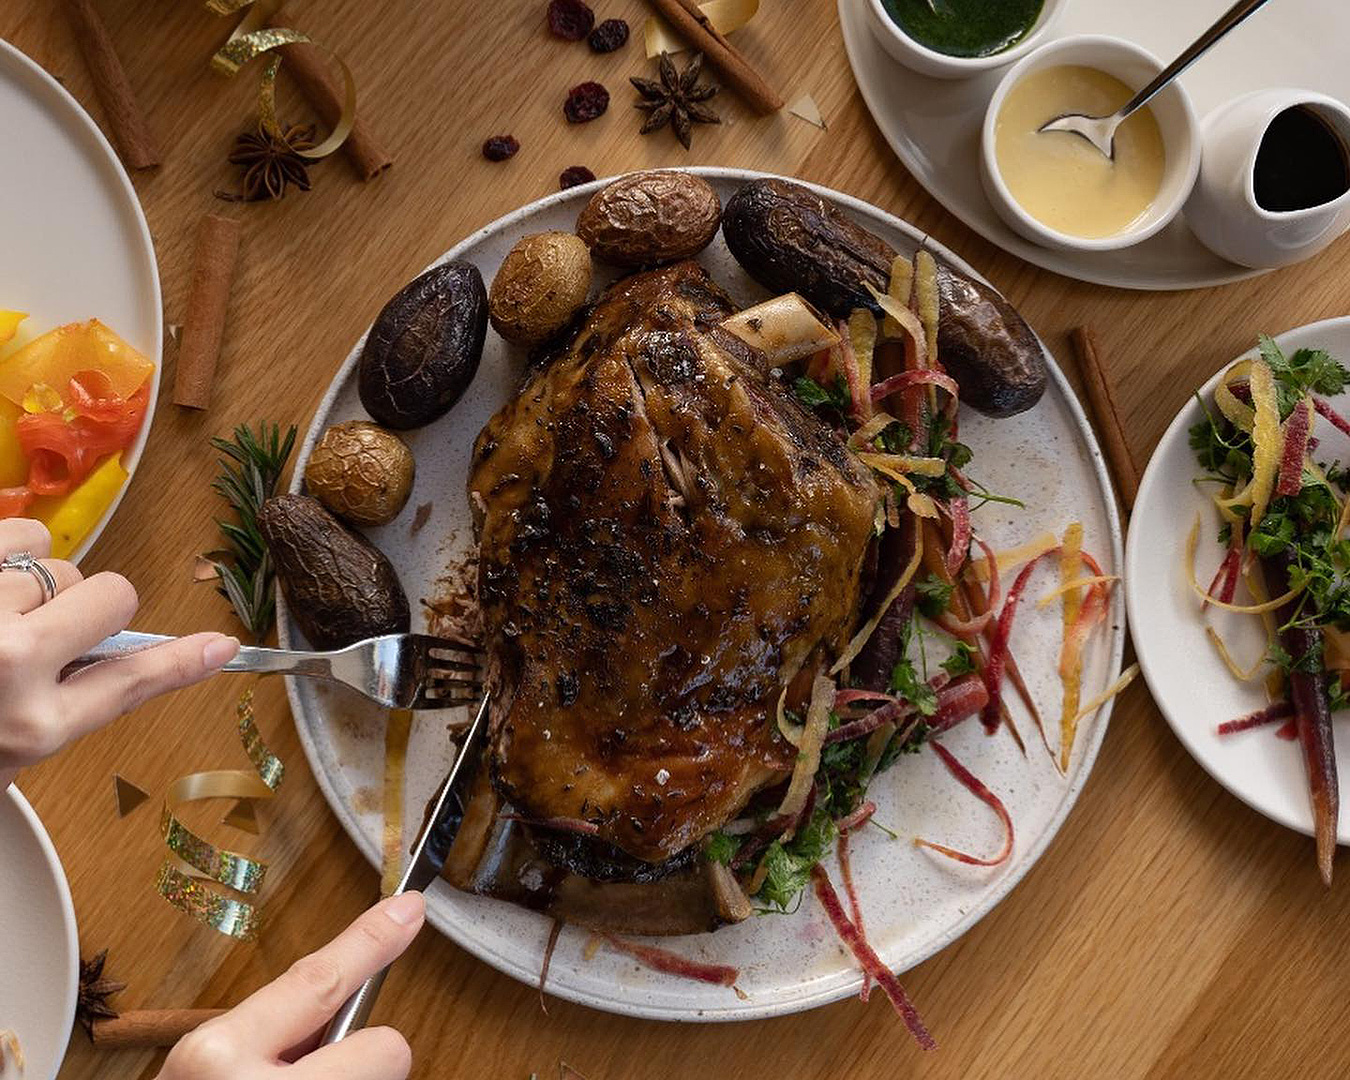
[419,636,485,708]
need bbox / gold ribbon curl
[204,0,356,159]
[155,690,285,941]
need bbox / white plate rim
[279,165,1127,1021]
[836,0,1268,292]
[0,39,163,566]
[1126,315,1350,842]
[2,783,79,1079]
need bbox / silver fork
[65,631,484,709]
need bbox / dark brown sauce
[1253,105,1350,213]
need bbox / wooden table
[6,2,1350,1078]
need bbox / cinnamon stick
[174,214,240,411]
[646,0,783,114]
[278,42,392,181]
[90,1009,226,1049]
[1070,327,1138,511]
[61,0,160,170]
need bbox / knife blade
[321,693,490,1043]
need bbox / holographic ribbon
[204,0,356,159]
[155,690,285,941]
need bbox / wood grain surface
[5,2,1350,1078]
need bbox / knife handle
[321,966,390,1045]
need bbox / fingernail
[384,891,425,926]
[202,635,240,670]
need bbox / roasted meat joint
[460,261,881,924]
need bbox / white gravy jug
[1186,89,1350,270]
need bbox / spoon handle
[1120,0,1276,120]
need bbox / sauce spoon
[1038,0,1275,158]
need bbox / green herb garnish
[209,422,296,642]
[793,374,849,411]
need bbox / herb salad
[1189,335,1350,884]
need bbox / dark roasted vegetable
[723,178,1046,417]
[853,521,917,691]
[722,178,892,319]
[934,264,1045,417]
[1268,551,1339,885]
[358,262,487,430]
[258,493,410,649]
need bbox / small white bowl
[864,0,1069,81]
[979,35,1201,253]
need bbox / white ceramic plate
[0,785,79,1080]
[281,168,1126,1022]
[1128,317,1350,843]
[839,0,1350,290]
[0,39,162,564]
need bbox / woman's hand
[0,517,239,787]
[159,893,425,1080]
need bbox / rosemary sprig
[208,422,296,642]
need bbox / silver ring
[0,551,58,604]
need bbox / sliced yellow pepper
[29,453,128,559]
[1245,357,1281,529]
[0,310,26,345]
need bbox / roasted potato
[576,171,721,267]
[358,262,487,430]
[304,421,415,526]
[488,231,592,346]
[258,493,410,649]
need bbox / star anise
[225,121,316,202]
[630,51,720,150]
[76,950,126,1039]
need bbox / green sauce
[881,0,1044,59]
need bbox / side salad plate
[1129,317,1350,848]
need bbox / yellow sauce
[995,65,1166,239]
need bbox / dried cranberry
[588,18,629,53]
[559,165,596,189]
[481,135,520,162]
[547,0,594,41]
[564,81,609,123]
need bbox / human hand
[159,893,426,1080]
[0,517,239,788]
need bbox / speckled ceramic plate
[0,40,162,564]
[280,168,1126,1022]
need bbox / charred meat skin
[470,262,880,865]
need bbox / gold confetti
[222,799,260,834]
[113,774,149,818]
[155,690,284,940]
[787,92,826,130]
[203,0,356,161]
[644,0,759,57]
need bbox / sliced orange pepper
[0,320,152,407]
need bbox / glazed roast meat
[468,261,880,869]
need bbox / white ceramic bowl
[864,0,1069,80]
[980,34,1201,253]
